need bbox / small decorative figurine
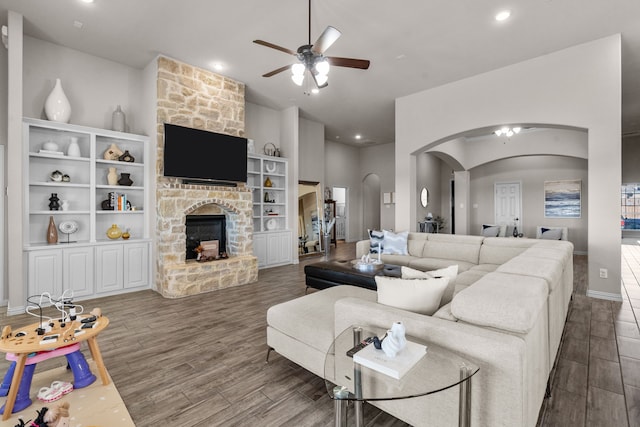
[49,193,60,210]
[381,321,407,358]
[118,172,133,186]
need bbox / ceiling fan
[253,0,370,89]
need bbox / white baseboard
[7,305,25,316]
[586,290,623,301]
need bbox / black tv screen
[163,123,247,183]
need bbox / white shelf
[96,159,144,168]
[29,152,91,162]
[30,210,91,215]
[30,182,90,188]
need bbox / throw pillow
[402,265,459,306]
[381,230,409,255]
[541,227,563,240]
[482,224,500,237]
[375,276,450,315]
[368,229,384,253]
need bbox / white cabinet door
[95,245,124,293]
[63,247,94,297]
[28,249,62,297]
[267,231,292,265]
[123,243,149,288]
[253,233,267,267]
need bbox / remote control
[346,336,374,357]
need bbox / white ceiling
[1,0,639,146]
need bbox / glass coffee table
[325,325,479,427]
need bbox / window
[621,184,640,229]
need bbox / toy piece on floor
[14,406,48,427]
[43,401,70,427]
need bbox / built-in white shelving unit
[23,118,151,299]
[247,153,292,268]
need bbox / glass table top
[325,325,479,402]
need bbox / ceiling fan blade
[262,65,293,78]
[311,26,341,54]
[253,40,296,56]
[327,56,371,70]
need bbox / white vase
[44,78,71,123]
[67,137,81,157]
[112,105,126,132]
[107,167,118,185]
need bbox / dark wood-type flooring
[1,241,639,426]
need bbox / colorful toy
[43,402,70,427]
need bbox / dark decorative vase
[49,193,60,210]
[513,226,519,237]
[118,173,133,186]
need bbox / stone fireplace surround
[155,56,258,298]
[156,183,257,298]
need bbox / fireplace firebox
[185,215,226,260]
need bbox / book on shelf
[353,341,427,380]
[109,192,129,211]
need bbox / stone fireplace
[155,56,257,298]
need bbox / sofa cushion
[375,276,449,315]
[422,234,484,265]
[402,265,459,306]
[408,257,475,273]
[454,269,491,295]
[407,239,427,257]
[379,254,416,267]
[523,246,573,266]
[469,264,500,273]
[497,255,564,292]
[451,272,548,333]
[478,237,538,265]
[382,230,409,255]
[433,302,458,321]
[267,285,376,353]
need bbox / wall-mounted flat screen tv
[163,123,247,183]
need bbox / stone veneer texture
[155,56,257,298]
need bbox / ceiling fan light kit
[254,0,370,90]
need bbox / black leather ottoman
[304,260,401,291]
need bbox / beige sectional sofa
[267,233,574,427]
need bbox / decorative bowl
[352,260,384,272]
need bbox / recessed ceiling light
[311,88,319,94]
[211,62,224,71]
[80,0,94,3]
[355,134,362,140]
[73,20,84,29]
[335,136,340,139]
[495,10,511,21]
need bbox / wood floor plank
[587,386,629,427]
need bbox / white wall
[299,117,324,183]
[325,140,362,241]
[360,143,395,232]
[396,35,621,299]
[470,156,588,252]
[245,102,281,156]
[23,37,144,132]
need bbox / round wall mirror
[420,187,429,207]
